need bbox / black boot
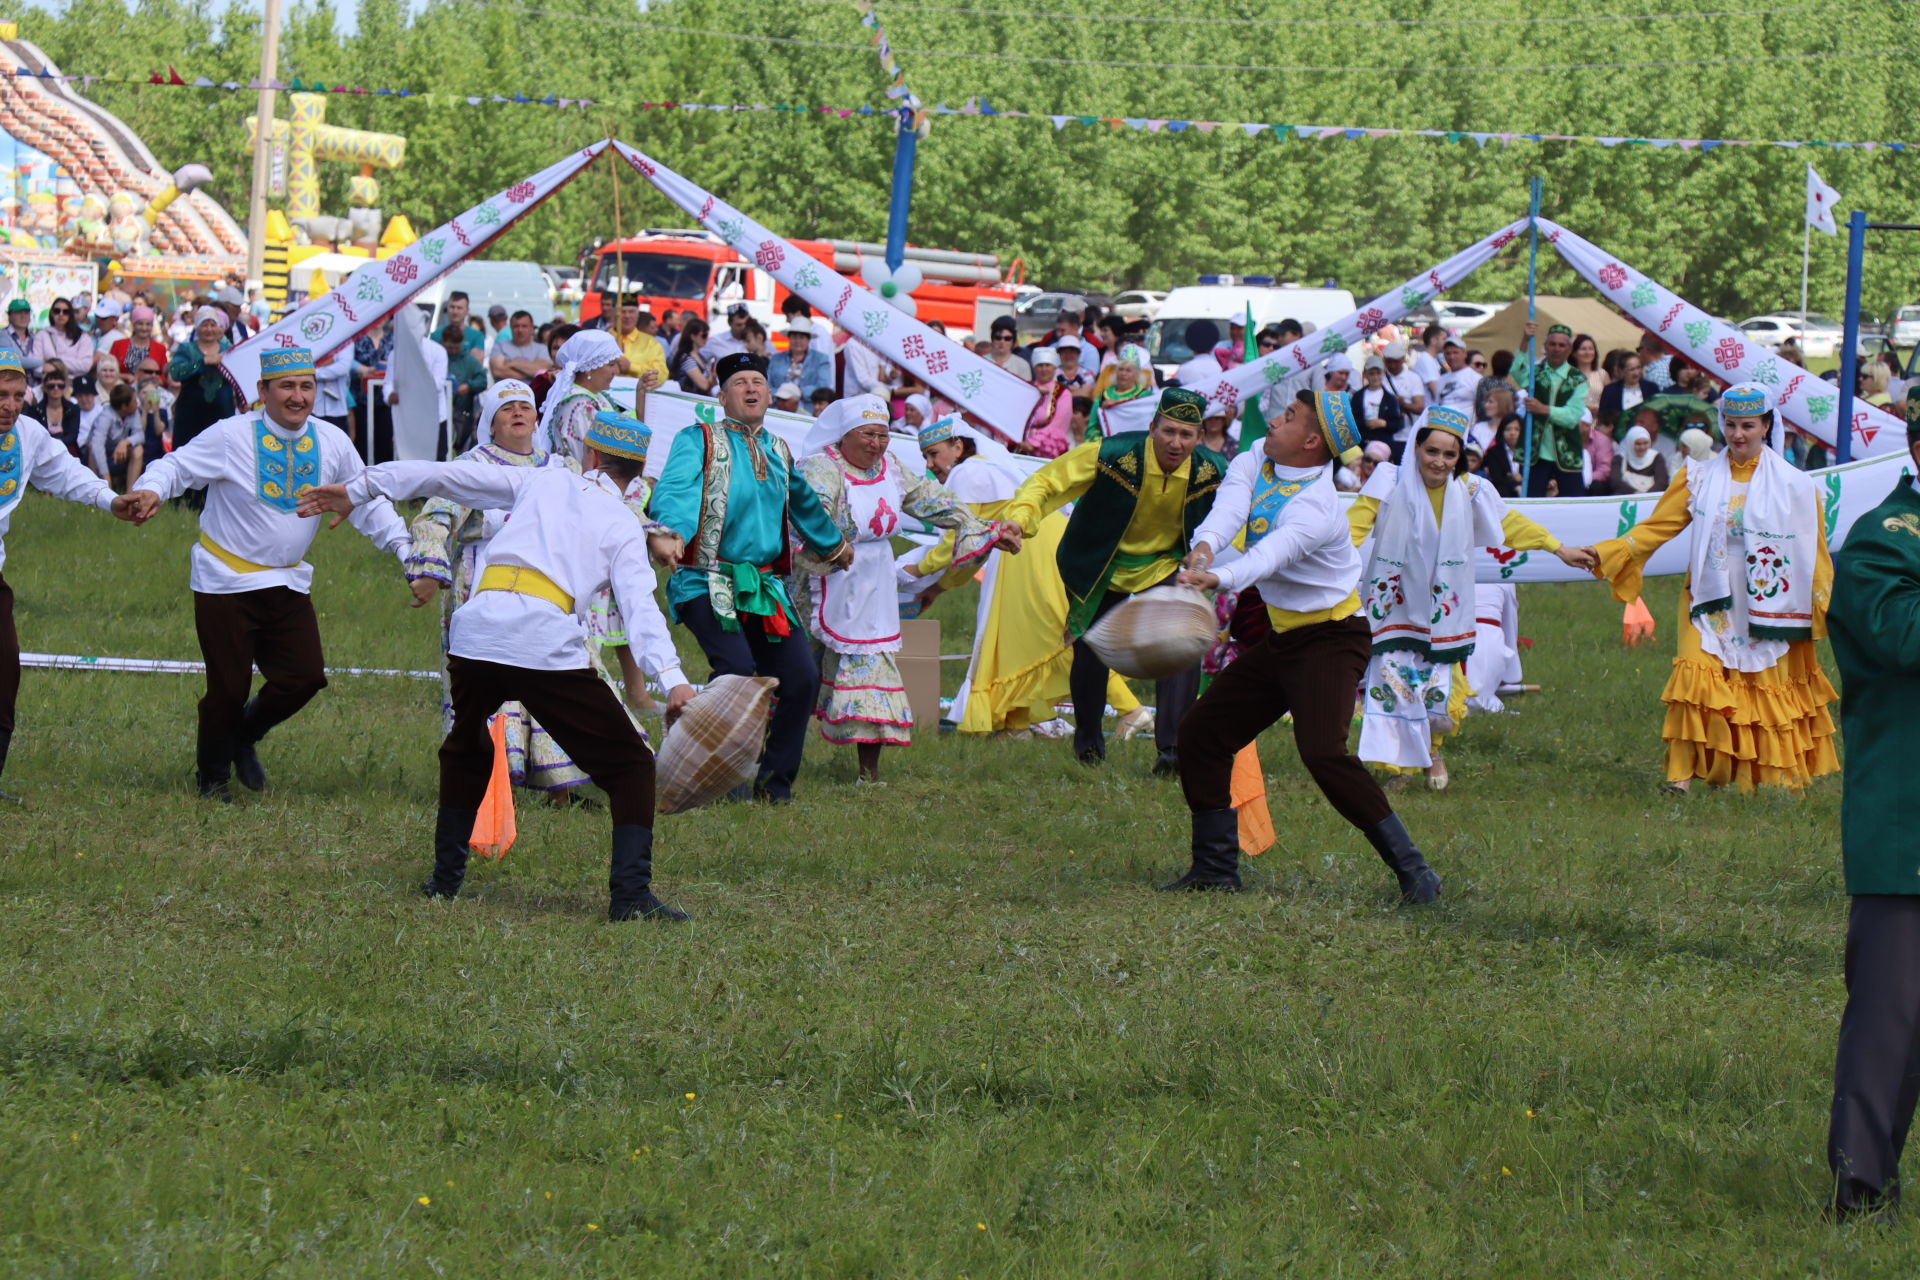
[608,824,689,921]
[422,806,476,899]
[232,697,268,792]
[1363,812,1441,904]
[1151,747,1181,778]
[0,729,19,804]
[1157,808,1242,891]
[195,733,235,803]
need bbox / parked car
[542,264,583,307]
[1739,311,1843,359]
[1434,299,1506,335]
[1146,283,1361,382]
[1108,289,1165,321]
[1011,290,1110,341]
[1891,304,1920,349]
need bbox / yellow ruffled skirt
[1659,590,1838,792]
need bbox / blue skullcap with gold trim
[1719,382,1773,420]
[917,415,957,450]
[1421,405,1470,440]
[259,346,316,381]
[585,410,652,462]
[0,348,24,378]
[1313,389,1364,465]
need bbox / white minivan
[1146,282,1361,382]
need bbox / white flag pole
[1801,217,1811,319]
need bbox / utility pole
[245,0,284,290]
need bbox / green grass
[0,493,1897,1276]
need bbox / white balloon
[858,258,890,293]
[892,263,924,296]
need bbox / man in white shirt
[298,413,696,922]
[120,346,412,801]
[699,303,752,363]
[0,349,147,798]
[1166,388,1441,903]
[1430,337,1479,418]
[1412,323,1446,401]
[840,333,897,400]
[1380,341,1426,453]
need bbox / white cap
[93,298,122,319]
[775,381,802,400]
[1381,341,1407,359]
[1324,353,1354,374]
[1031,347,1059,367]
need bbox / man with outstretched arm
[1166,390,1443,902]
[119,346,411,801]
[299,413,697,922]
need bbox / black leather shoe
[1151,748,1180,777]
[608,824,690,920]
[422,806,477,899]
[1157,808,1242,891]
[232,739,267,792]
[195,732,236,803]
[1363,812,1441,904]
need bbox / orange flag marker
[468,714,517,859]
[1230,743,1275,857]
[1622,596,1656,647]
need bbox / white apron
[812,456,905,656]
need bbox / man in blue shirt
[767,325,834,403]
[648,352,852,802]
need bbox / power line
[792,0,1840,29]
[483,9,1905,74]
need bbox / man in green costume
[1002,386,1226,774]
[1512,321,1588,496]
[1826,421,1920,1219]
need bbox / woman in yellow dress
[1577,382,1836,794]
[1346,406,1594,789]
[902,418,1148,739]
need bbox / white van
[1146,282,1360,382]
[419,260,556,335]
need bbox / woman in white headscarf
[902,393,934,432]
[1348,405,1594,789]
[405,380,600,795]
[166,304,236,456]
[792,395,1011,781]
[1606,422,1671,495]
[1577,383,1836,794]
[537,329,624,466]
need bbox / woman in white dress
[793,397,1011,781]
[1346,407,1594,788]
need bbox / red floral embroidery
[1356,307,1386,334]
[868,497,898,537]
[1711,337,1745,371]
[754,239,785,272]
[504,180,535,204]
[832,284,853,319]
[1658,303,1684,333]
[384,255,418,285]
[1598,262,1627,290]
[925,348,949,375]
[901,334,926,362]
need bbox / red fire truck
[579,230,1022,345]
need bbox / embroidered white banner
[223,141,610,398]
[1540,218,1903,457]
[1182,219,1530,418]
[609,140,1039,436]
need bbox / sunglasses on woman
[50,307,69,316]
[1470,360,1487,370]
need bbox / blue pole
[1520,177,1543,494]
[883,110,918,272]
[1835,208,1866,466]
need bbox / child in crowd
[103,382,143,492]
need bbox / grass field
[0,492,1899,1276]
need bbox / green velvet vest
[1056,432,1227,627]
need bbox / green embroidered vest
[1057,432,1226,626]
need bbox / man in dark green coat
[1826,423,1920,1219]
[1001,386,1226,774]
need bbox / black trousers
[676,594,818,801]
[442,656,654,825]
[1526,460,1587,498]
[1070,573,1197,757]
[0,575,17,736]
[1177,614,1392,832]
[1829,895,1920,1212]
[192,587,327,743]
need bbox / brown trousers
[1177,613,1391,831]
[0,575,18,735]
[442,655,656,826]
[193,587,328,742]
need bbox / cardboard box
[898,618,943,731]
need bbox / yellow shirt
[1003,439,1194,593]
[616,329,669,383]
[1591,455,1832,636]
